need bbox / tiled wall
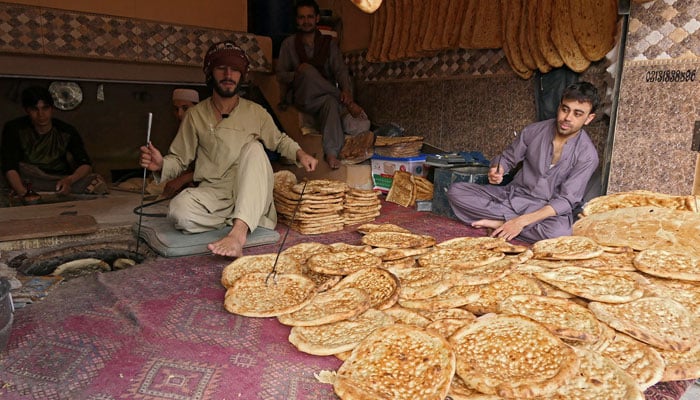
[0,2,271,72]
[345,48,611,162]
[608,0,700,195]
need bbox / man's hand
[162,172,193,198]
[490,217,526,241]
[488,164,504,185]
[297,150,318,172]
[140,143,164,172]
[55,176,73,195]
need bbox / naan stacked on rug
[342,188,381,226]
[273,176,382,233]
[221,208,700,398]
[275,179,348,234]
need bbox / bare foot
[207,235,245,257]
[471,219,504,230]
[325,154,341,169]
[208,220,248,257]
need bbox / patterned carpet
[0,202,693,399]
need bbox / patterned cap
[203,41,249,79]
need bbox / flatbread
[582,190,699,216]
[280,242,331,264]
[334,324,455,400]
[306,250,382,275]
[643,275,700,318]
[418,247,505,269]
[292,179,348,195]
[570,0,618,61]
[383,305,431,327]
[445,256,519,285]
[220,253,301,288]
[398,284,481,311]
[589,297,699,352]
[449,314,580,398]
[497,294,602,343]
[534,266,645,303]
[420,308,477,322]
[548,347,644,399]
[361,231,432,249]
[357,223,411,235]
[386,170,416,207]
[531,235,604,260]
[223,273,316,318]
[573,206,700,256]
[332,267,400,310]
[437,236,528,254]
[536,0,565,68]
[633,249,700,282]
[288,308,394,356]
[426,318,476,339]
[601,332,665,390]
[277,287,371,326]
[550,0,591,72]
[462,273,542,315]
[657,342,700,382]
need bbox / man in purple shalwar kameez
[447,82,600,243]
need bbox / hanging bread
[405,0,425,58]
[377,0,395,62]
[551,0,591,72]
[500,0,533,79]
[526,0,552,73]
[394,0,412,59]
[387,0,403,61]
[443,0,468,48]
[571,0,619,61]
[457,0,478,49]
[469,0,502,49]
[366,1,384,62]
[536,0,565,68]
[518,0,537,71]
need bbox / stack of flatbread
[221,207,700,398]
[274,175,386,233]
[342,188,382,226]
[373,135,423,158]
[274,179,348,234]
[386,171,434,207]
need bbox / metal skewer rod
[266,179,307,285]
[135,113,153,254]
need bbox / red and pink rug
[0,202,692,399]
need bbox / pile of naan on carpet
[222,190,700,399]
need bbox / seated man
[276,0,368,169]
[140,41,318,258]
[1,86,108,203]
[447,81,600,243]
[160,88,200,198]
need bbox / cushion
[133,218,280,257]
